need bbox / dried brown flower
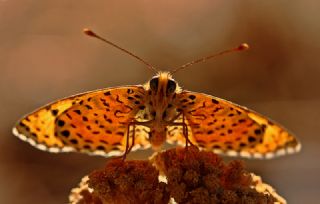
[69,147,286,204]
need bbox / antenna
[171,43,249,74]
[83,28,158,73]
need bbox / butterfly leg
[122,122,138,160]
[122,123,133,160]
[122,121,149,160]
[168,121,193,148]
[127,123,136,153]
[168,112,195,149]
[168,123,194,150]
[182,114,189,149]
[181,113,196,149]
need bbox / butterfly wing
[167,114,186,146]
[13,86,150,156]
[172,91,301,159]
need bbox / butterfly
[12,29,301,159]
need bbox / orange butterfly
[13,29,301,159]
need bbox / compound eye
[149,77,159,91]
[167,79,176,94]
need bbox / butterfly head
[148,72,180,97]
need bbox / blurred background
[0,1,319,203]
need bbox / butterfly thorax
[143,72,180,149]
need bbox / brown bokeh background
[1,1,319,203]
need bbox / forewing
[174,91,301,159]
[13,86,150,156]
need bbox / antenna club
[83,28,96,37]
[238,43,249,51]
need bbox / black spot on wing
[61,130,70,137]
[248,136,256,143]
[83,145,91,149]
[207,130,214,134]
[181,99,188,103]
[116,132,125,136]
[254,129,262,135]
[211,98,219,104]
[100,140,109,144]
[213,144,221,149]
[51,109,59,116]
[73,110,81,115]
[85,139,93,144]
[66,113,72,119]
[97,146,106,151]
[57,120,65,127]
[116,95,124,104]
[139,105,145,110]
[70,139,78,144]
[85,104,93,110]
[104,91,111,96]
